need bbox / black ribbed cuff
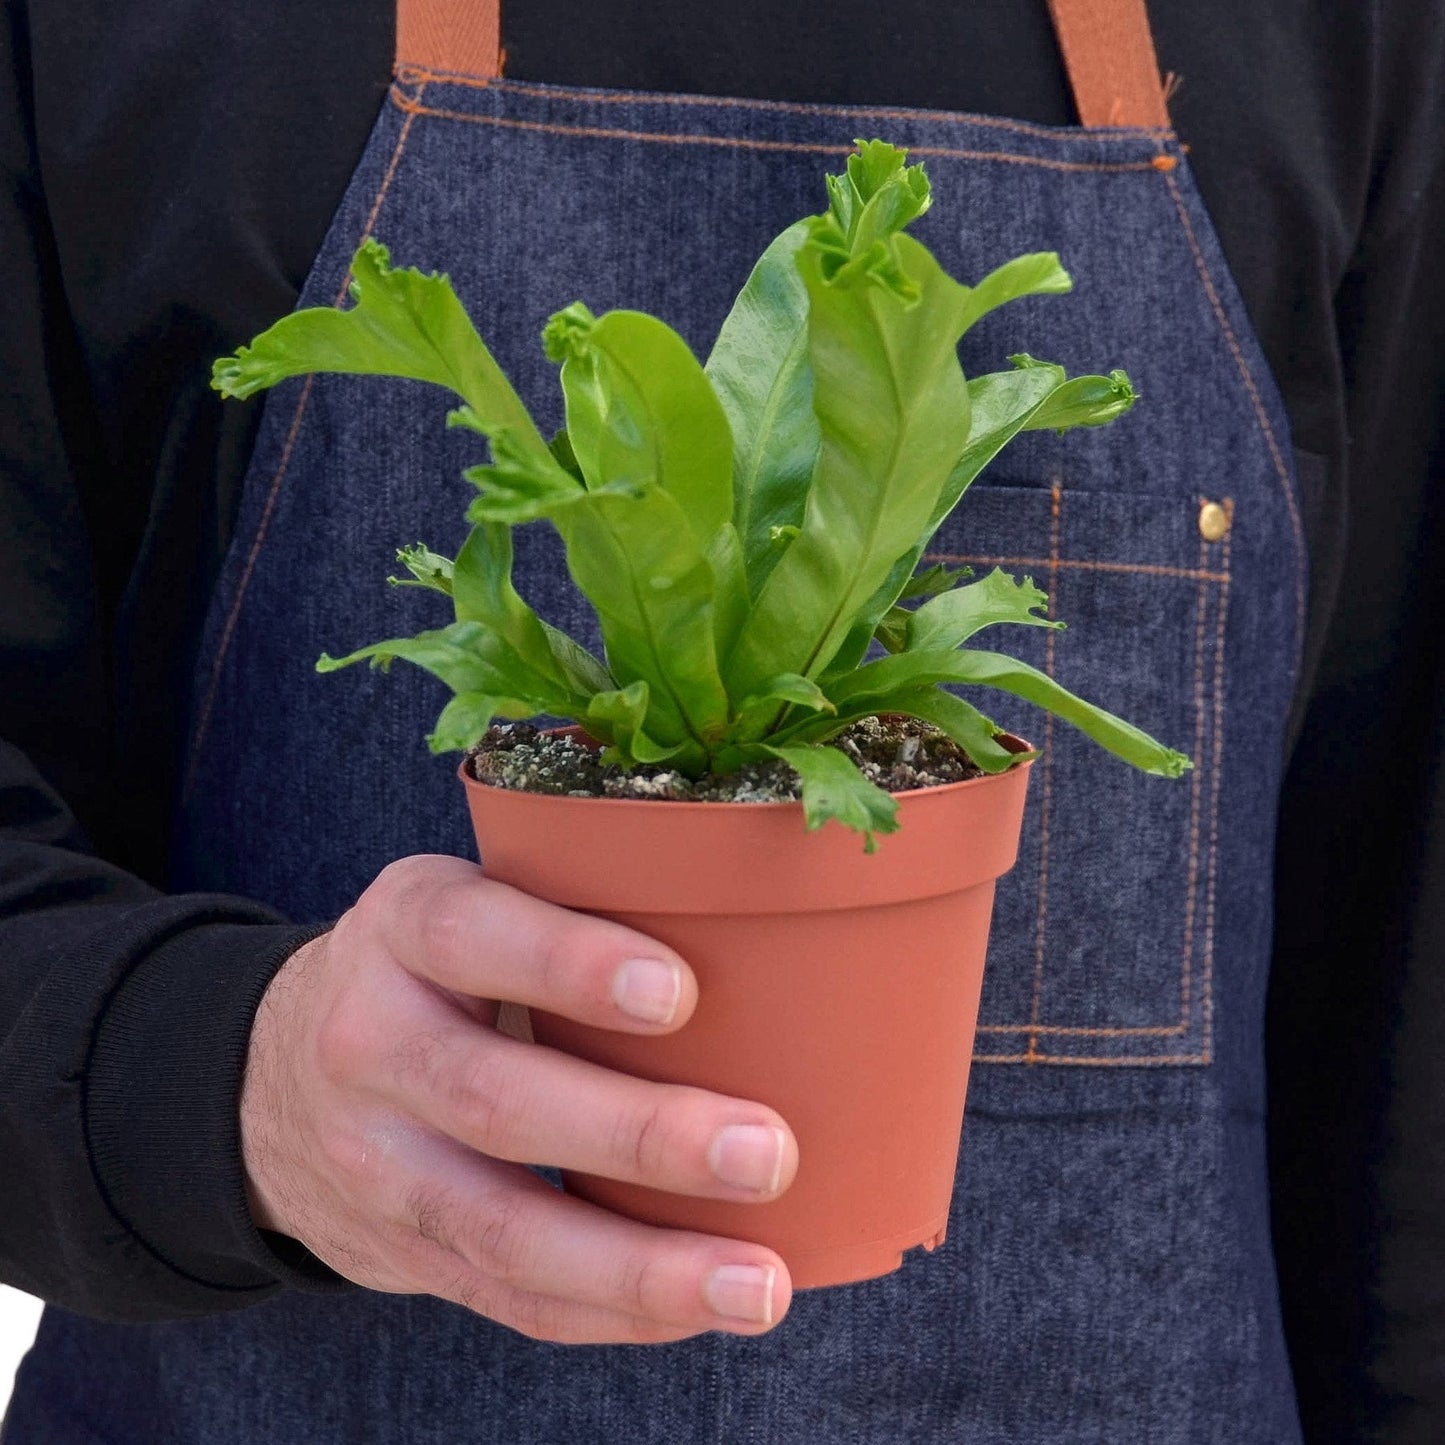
[85,914,351,1300]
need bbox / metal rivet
[1198,501,1230,542]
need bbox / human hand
[239,855,797,1344]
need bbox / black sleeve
[0,0,343,1320]
[0,752,334,1318]
[1266,13,1445,1439]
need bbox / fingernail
[611,958,682,1024]
[705,1264,776,1325]
[708,1124,785,1195]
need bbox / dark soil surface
[465,715,985,802]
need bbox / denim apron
[10,1,1308,1439]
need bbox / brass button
[1198,501,1230,542]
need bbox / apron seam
[387,86,1169,175]
[973,1051,1212,1065]
[1161,167,1306,671]
[393,64,1176,146]
[184,92,428,798]
[1180,511,1213,1029]
[927,555,1231,583]
[1024,480,1064,1062]
[1201,508,1234,1065]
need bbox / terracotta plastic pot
[460,731,1032,1289]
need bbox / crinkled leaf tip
[542,302,598,363]
[805,139,934,300]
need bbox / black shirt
[1,2,1442,1440]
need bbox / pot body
[460,743,1032,1288]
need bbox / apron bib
[12,2,1308,1439]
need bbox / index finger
[358,854,698,1033]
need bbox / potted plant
[214,141,1189,1289]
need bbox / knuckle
[448,1271,490,1318]
[468,1188,532,1282]
[528,923,574,1006]
[385,1027,453,1093]
[622,1313,679,1346]
[416,889,471,972]
[609,1251,668,1320]
[356,858,419,925]
[501,1290,555,1342]
[315,1124,374,1191]
[613,1099,670,1182]
[404,1181,459,1255]
[441,1046,515,1149]
[365,856,476,966]
[312,993,376,1086]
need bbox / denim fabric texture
[11,71,1307,1442]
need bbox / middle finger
[381,1022,798,1202]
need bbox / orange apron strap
[394,0,1169,127]
[1047,0,1172,128]
[395,0,501,78]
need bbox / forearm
[0,746,339,1320]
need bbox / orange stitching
[393,65,1176,145]
[387,90,1166,174]
[925,553,1230,583]
[977,1021,1186,1037]
[183,99,426,797]
[1024,483,1062,1063]
[1200,510,1232,1064]
[182,375,318,805]
[1163,169,1305,657]
[974,498,1235,1063]
[1175,512,1210,1025]
[975,1051,1209,1066]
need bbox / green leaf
[705,521,751,665]
[547,427,587,482]
[316,621,571,713]
[879,687,1027,774]
[705,220,819,598]
[763,683,1025,776]
[452,523,612,698]
[314,620,603,755]
[1004,359,1138,433]
[813,141,933,298]
[584,681,697,768]
[461,433,592,524]
[919,361,1136,539]
[548,305,735,541]
[823,359,1136,677]
[459,470,733,758]
[827,648,1191,777]
[731,672,836,738]
[872,562,973,652]
[389,544,454,595]
[539,621,616,699]
[897,560,972,603]
[212,239,556,471]
[906,567,1063,652]
[552,488,734,753]
[956,252,1073,336]
[725,229,974,698]
[427,692,535,754]
[548,304,750,684]
[762,742,900,853]
[873,612,910,655]
[824,141,932,243]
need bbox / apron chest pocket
[926,481,1231,1066]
